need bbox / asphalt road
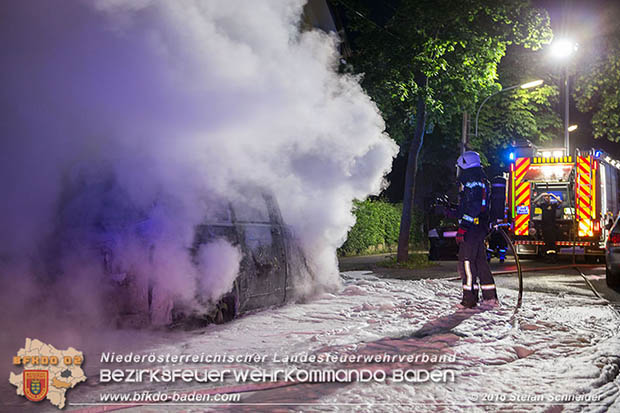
[492,256,620,307]
[339,253,620,308]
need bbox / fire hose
[495,226,523,310]
[449,224,608,316]
[447,225,522,312]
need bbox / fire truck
[507,143,620,259]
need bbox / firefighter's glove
[456,227,467,244]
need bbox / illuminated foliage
[337,0,552,141]
[334,0,553,260]
[472,45,562,171]
[573,3,620,142]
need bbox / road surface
[3,255,619,413]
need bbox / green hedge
[338,200,425,256]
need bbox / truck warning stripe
[515,157,530,175]
[515,181,529,196]
[578,188,591,201]
[577,164,591,179]
[515,225,528,236]
[575,155,594,210]
[578,156,591,164]
[577,178,591,190]
[515,157,529,169]
[515,214,529,226]
[577,207,590,221]
[578,176,591,187]
[578,219,593,237]
[577,155,590,163]
[516,162,529,177]
[577,188,591,202]
[514,214,529,236]
[515,183,530,203]
[516,191,530,206]
[577,185,591,201]
[575,154,597,237]
[577,158,591,174]
[578,199,591,212]
[515,158,530,182]
[577,197,591,212]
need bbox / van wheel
[606,266,620,288]
[214,293,237,324]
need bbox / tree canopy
[338,0,553,142]
[335,0,554,260]
[573,2,620,143]
[472,44,561,172]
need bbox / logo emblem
[516,205,530,215]
[23,370,48,402]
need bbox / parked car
[428,225,459,261]
[427,196,459,261]
[605,215,620,288]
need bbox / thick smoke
[0,0,396,330]
[196,239,242,303]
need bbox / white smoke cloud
[0,1,397,328]
[196,239,242,303]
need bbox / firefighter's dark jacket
[457,167,490,230]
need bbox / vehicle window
[233,193,270,223]
[203,198,233,223]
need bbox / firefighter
[455,151,498,308]
[487,230,507,263]
[605,210,615,231]
[534,192,562,261]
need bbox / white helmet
[456,151,481,169]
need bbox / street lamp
[568,124,578,132]
[550,39,577,59]
[519,79,544,89]
[474,79,544,138]
[550,38,577,155]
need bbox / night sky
[535,0,620,158]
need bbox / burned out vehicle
[52,168,312,328]
[182,191,312,326]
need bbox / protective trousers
[542,224,557,254]
[457,227,497,306]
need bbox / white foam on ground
[64,271,620,413]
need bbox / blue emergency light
[594,150,602,158]
[509,152,515,161]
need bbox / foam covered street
[6,261,615,413]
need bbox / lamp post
[474,79,544,138]
[550,38,577,155]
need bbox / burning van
[51,166,312,328]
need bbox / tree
[472,44,561,173]
[336,0,551,261]
[573,2,620,143]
